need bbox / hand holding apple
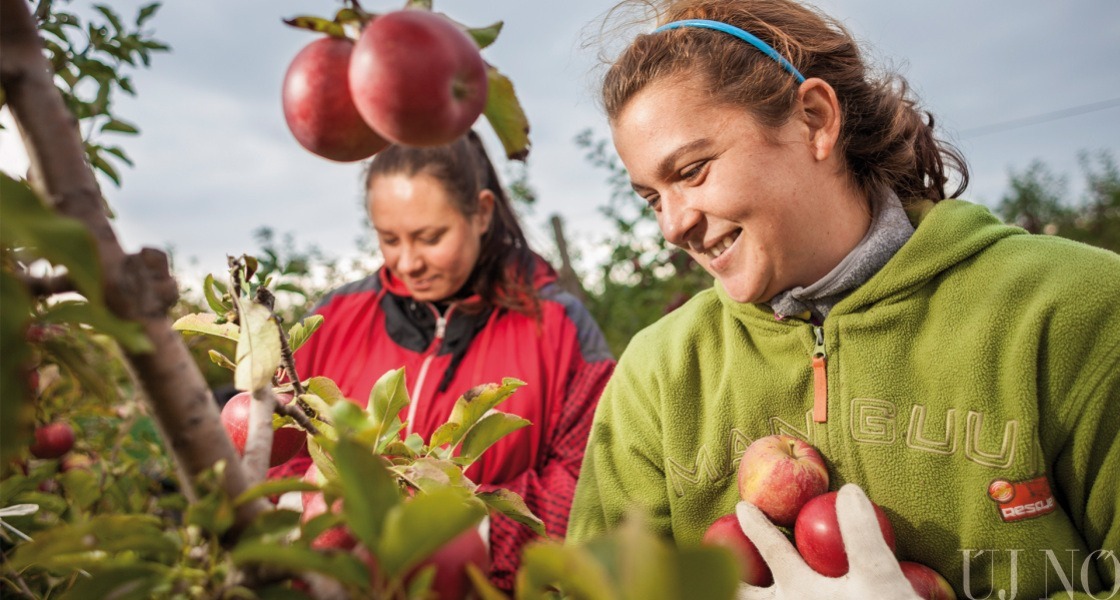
[733,484,921,600]
[793,490,896,577]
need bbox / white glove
[735,484,920,600]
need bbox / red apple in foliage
[737,434,829,526]
[703,514,772,586]
[793,490,896,578]
[29,422,75,459]
[409,526,490,600]
[349,10,488,147]
[220,392,306,468]
[301,463,357,551]
[282,36,390,162]
[900,561,956,600]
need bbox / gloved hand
[735,483,920,600]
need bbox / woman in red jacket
[283,130,614,591]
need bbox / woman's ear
[797,78,841,162]
[476,189,496,234]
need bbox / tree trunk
[0,0,266,536]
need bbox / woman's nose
[658,191,702,249]
[397,245,424,274]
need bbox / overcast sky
[2,0,1118,284]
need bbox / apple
[349,10,488,147]
[220,392,306,468]
[301,464,357,551]
[410,526,490,600]
[900,561,956,600]
[702,514,772,586]
[29,422,75,459]
[282,36,389,162]
[737,434,829,526]
[793,490,896,578]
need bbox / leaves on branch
[483,66,531,161]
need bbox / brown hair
[602,0,969,203]
[364,132,539,316]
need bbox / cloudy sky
[2,0,1118,284]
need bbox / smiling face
[612,74,871,304]
[368,172,493,302]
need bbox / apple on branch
[349,10,488,147]
[29,422,75,459]
[282,36,390,162]
[737,434,829,526]
[220,391,306,468]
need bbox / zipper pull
[812,326,828,423]
[435,314,448,341]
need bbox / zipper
[811,325,828,423]
[406,305,452,435]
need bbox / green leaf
[0,270,33,463]
[41,300,151,353]
[60,564,166,600]
[0,173,103,303]
[100,118,139,134]
[376,486,486,578]
[172,312,239,342]
[465,21,503,50]
[93,4,124,34]
[60,467,102,511]
[308,436,339,483]
[483,66,531,161]
[399,457,468,494]
[187,487,236,537]
[404,0,433,9]
[367,367,409,437]
[8,515,179,570]
[675,546,741,600]
[282,16,346,38]
[234,296,282,391]
[287,314,323,353]
[136,3,162,26]
[518,542,615,600]
[435,379,525,450]
[334,437,400,549]
[306,376,347,406]
[202,273,229,314]
[232,542,368,588]
[235,477,319,507]
[208,349,237,371]
[465,563,510,600]
[334,7,369,28]
[476,488,546,536]
[102,144,134,166]
[457,412,531,467]
[242,508,303,541]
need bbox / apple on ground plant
[220,391,306,468]
[282,36,389,162]
[702,513,773,586]
[349,10,488,147]
[29,422,75,459]
[793,490,897,578]
[301,463,357,551]
[737,434,829,526]
[900,561,957,600]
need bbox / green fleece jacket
[569,200,1120,599]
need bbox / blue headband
[652,19,806,83]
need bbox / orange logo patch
[988,476,1057,523]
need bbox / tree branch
[0,0,266,538]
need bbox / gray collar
[768,190,914,322]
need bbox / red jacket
[277,257,614,590]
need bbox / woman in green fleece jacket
[567,0,1120,598]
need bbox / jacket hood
[717,199,1025,320]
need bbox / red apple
[900,561,956,599]
[349,10,488,147]
[282,36,389,162]
[702,514,772,586]
[737,435,829,526]
[29,422,75,459]
[302,493,357,551]
[793,490,896,578]
[409,526,490,600]
[220,392,306,468]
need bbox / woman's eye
[421,234,442,245]
[644,195,661,212]
[681,161,707,181]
